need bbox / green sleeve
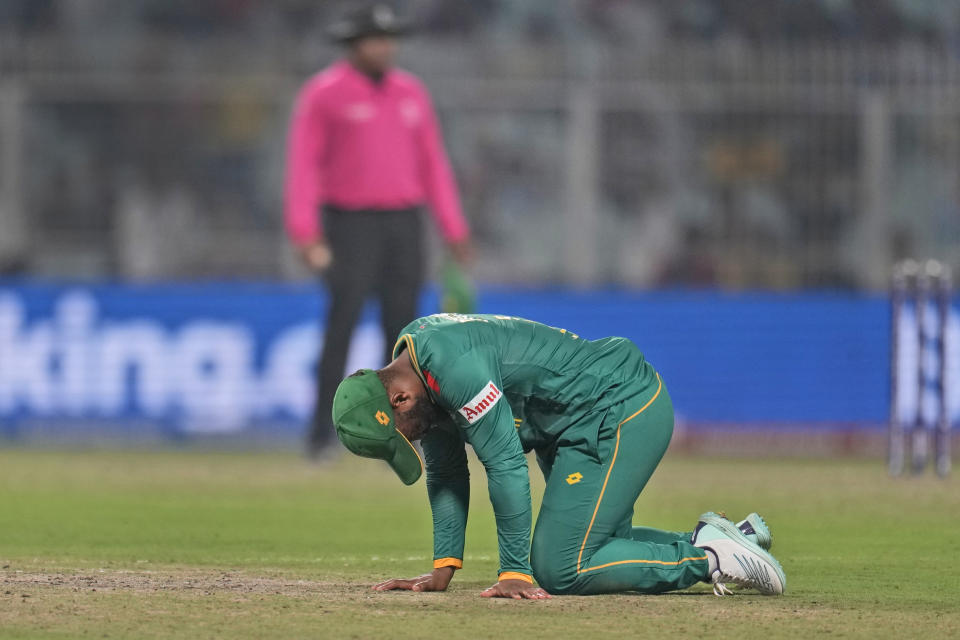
[437,349,533,580]
[421,419,470,569]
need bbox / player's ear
[389,389,411,409]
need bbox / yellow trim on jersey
[576,374,664,575]
[433,557,463,570]
[394,334,428,389]
[393,334,420,372]
[498,572,534,584]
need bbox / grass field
[1,448,957,639]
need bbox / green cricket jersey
[391,313,660,580]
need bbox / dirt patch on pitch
[1,569,361,597]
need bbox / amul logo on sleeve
[458,382,502,423]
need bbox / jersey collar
[393,334,440,403]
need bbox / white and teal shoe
[692,516,786,596]
[737,512,772,550]
[697,511,772,550]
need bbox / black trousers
[310,206,424,449]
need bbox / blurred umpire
[284,3,472,458]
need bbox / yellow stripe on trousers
[574,374,705,574]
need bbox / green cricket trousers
[530,374,710,595]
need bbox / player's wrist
[429,566,455,591]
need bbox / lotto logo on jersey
[458,382,502,423]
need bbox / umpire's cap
[328,3,412,44]
[332,369,424,485]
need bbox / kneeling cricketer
[332,313,785,599]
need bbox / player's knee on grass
[530,536,578,595]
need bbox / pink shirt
[284,61,469,245]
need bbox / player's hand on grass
[372,567,454,593]
[298,240,333,272]
[480,579,551,600]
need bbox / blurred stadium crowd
[1,0,959,287]
[5,1,960,42]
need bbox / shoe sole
[699,514,787,594]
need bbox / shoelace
[710,570,734,597]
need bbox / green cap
[332,369,424,485]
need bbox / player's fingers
[373,579,410,591]
[479,586,497,597]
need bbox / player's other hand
[298,240,333,272]
[372,567,454,593]
[480,579,551,600]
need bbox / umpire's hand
[298,240,333,272]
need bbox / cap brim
[387,429,423,485]
[329,25,412,43]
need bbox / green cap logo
[332,369,423,485]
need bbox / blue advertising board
[0,281,955,440]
